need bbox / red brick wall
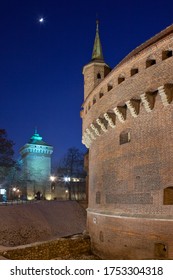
[82,26,173,259]
[88,213,173,259]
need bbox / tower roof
[91,20,104,62]
[28,130,51,146]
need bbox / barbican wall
[82,25,173,259]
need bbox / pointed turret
[82,21,111,100]
[92,20,104,61]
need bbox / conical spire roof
[91,20,104,61]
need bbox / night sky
[0,0,173,165]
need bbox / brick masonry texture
[0,235,100,260]
[82,24,173,259]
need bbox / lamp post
[64,177,71,200]
[50,175,56,200]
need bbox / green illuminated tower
[20,130,53,200]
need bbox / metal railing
[0,199,39,206]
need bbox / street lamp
[64,176,70,182]
[64,176,71,200]
[50,176,56,182]
[50,175,56,199]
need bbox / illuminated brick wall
[81,24,173,259]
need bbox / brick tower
[81,22,173,259]
[82,21,111,102]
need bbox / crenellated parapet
[96,118,108,132]
[140,92,155,112]
[82,83,173,148]
[125,99,140,117]
[158,84,173,106]
[104,112,116,128]
[82,132,92,148]
[113,106,126,123]
[90,123,101,136]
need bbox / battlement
[82,83,173,148]
[82,26,173,148]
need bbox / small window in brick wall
[108,84,113,91]
[97,73,101,79]
[146,59,156,68]
[163,187,173,205]
[96,191,101,204]
[99,92,104,98]
[93,97,96,105]
[118,76,125,84]
[131,68,139,76]
[120,131,131,145]
[162,50,172,60]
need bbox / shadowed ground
[0,200,87,247]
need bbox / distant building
[20,130,53,200]
[81,22,173,259]
[50,176,86,201]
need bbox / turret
[83,20,111,100]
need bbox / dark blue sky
[0,0,173,164]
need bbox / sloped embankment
[0,201,87,246]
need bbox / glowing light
[45,194,51,200]
[39,17,44,23]
[0,188,6,195]
[64,177,70,182]
[50,176,56,182]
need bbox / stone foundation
[0,235,100,260]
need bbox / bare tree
[56,147,86,200]
[0,129,15,184]
[57,147,85,178]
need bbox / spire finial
[35,127,37,134]
[96,19,99,32]
[91,19,104,61]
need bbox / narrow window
[162,50,172,60]
[93,97,96,105]
[131,68,138,76]
[163,187,173,205]
[97,73,101,79]
[88,102,91,110]
[120,131,131,145]
[146,59,156,68]
[99,92,104,98]
[108,84,113,91]
[118,76,125,84]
